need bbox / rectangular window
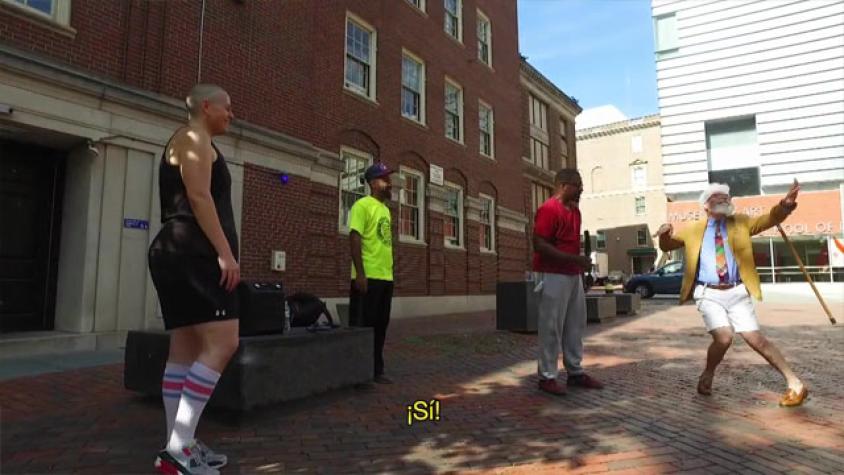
[339,148,373,230]
[529,95,548,130]
[631,165,647,190]
[560,117,569,161]
[401,51,425,123]
[637,229,647,246]
[709,168,761,197]
[399,168,425,242]
[443,183,464,248]
[345,14,377,100]
[631,135,643,154]
[706,116,760,196]
[477,10,492,66]
[479,194,495,252]
[597,231,607,250]
[406,0,425,12]
[445,79,464,142]
[1,0,70,25]
[654,13,678,52]
[479,101,494,158]
[530,138,549,170]
[635,196,647,216]
[444,0,462,41]
[528,94,550,169]
[531,182,552,214]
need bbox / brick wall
[2,0,532,299]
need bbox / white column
[54,144,104,332]
[769,237,776,284]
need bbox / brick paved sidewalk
[1,299,843,474]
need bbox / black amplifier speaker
[238,281,285,336]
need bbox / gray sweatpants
[536,273,586,380]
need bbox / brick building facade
[0,0,575,353]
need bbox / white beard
[710,202,735,216]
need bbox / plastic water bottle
[283,300,291,333]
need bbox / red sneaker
[567,373,604,389]
[538,378,567,396]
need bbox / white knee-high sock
[166,361,221,454]
[162,362,190,442]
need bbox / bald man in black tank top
[148,84,239,475]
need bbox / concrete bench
[124,327,373,411]
[586,296,617,323]
[609,293,641,315]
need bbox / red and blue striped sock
[166,361,221,454]
[162,362,190,441]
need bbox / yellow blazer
[659,204,793,304]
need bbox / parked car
[607,270,626,285]
[624,261,684,298]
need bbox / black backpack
[286,292,338,330]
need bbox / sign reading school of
[667,190,843,238]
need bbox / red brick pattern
[0,0,532,299]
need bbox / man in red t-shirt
[533,169,604,395]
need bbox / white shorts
[693,283,760,334]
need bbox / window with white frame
[654,13,678,53]
[479,194,495,252]
[637,229,648,246]
[631,165,647,190]
[635,196,646,216]
[443,183,464,247]
[339,148,372,229]
[444,0,462,41]
[479,101,494,158]
[406,0,425,12]
[345,14,377,100]
[596,231,607,250]
[529,94,549,169]
[399,168,425,242]
[477,10,491,66]
[1,0,70,25]
[444,79,463,142]
[401,51,425,123]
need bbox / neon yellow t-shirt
[349,195,393,281]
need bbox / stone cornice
[519,58,582,117]
[0,43,341,172]
[576,115,661,140]
[497,206,529,233]
[521,159,555,185]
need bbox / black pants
[349,279,394,376]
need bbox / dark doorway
[0,140,64,332]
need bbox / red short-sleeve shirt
[532,198,582,275]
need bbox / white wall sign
[430,164,444,186]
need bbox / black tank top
[150,137,239,259]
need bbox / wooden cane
[776,224,837,325]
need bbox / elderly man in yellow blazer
[656,179,807,407]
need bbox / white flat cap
[699,182,730,204]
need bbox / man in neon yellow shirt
[349,162,395,384]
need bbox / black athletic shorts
[148,251,239,330]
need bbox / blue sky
[518,0,659,119]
